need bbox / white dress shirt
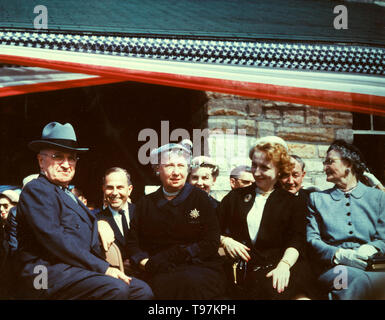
[108,202,130,235]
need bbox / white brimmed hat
[0,189,19,203]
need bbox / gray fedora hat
[28,122,89,153]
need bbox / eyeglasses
[322,158,342,166]
[40,153,79,165]
[0,203,10,210]
[234,178,254,184]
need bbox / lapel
[103,207,125,247]
[38,174,93,228]
[255,189,276,242]
[38,175,103,255]
[57,186,93,228]
[255,188,290,244]
[128,202,135,222]
[238,186,283,246]
[235,184,257,245]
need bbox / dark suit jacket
[15,175,109,298]
[297,188,311,205]
[217,183,306,266]
[96,203,135,259]
[6,206,17,255]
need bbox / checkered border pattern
[0,30,384,75]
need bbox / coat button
[348,222,352,226]
[349,231,353,234]
[347,212,351,216]
[346,203,350,206]
[75,224,80,229]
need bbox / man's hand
[221,236,251,261]
[105,267,131,285]
[98,220,115,251]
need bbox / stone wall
[202,92,354,200]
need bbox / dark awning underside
[0,0,384,115]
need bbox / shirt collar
[255,186,274,197]
[108,202,129,216]
[330,181,366,200]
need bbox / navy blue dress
[127,183,226,299]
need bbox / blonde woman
[218,139,312,299]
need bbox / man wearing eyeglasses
[37,151,79,188]
[229,165,255,190]
[14,122,153,300]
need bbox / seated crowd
[0,121,384,300]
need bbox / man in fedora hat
[14,122,153,299]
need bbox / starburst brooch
[190,208,200,219]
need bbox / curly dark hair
[327,140,369,183]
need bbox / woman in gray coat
[307,140,385,299]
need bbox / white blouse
[247,189,274,244]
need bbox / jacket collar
[330,181,366,200]
[154,183,193,208]
[102,207,126,245]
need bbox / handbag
[232,258,273,285]
[366,252,385,271]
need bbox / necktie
[119,209,129,239]
[62,187,78,204]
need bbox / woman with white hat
[0,190,19,222]
[188,155,220,208]
[126,140,226,299]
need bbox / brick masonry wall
[202,92,354,200]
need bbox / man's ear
[128,185,133,196]
[37,154,44,171]
[230,178,236,189]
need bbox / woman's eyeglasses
[322,158,342,166]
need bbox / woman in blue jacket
[307,139,385,299]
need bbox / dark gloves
[145,257,176,274]
[167,245,190,265]
[145,245,191,274]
